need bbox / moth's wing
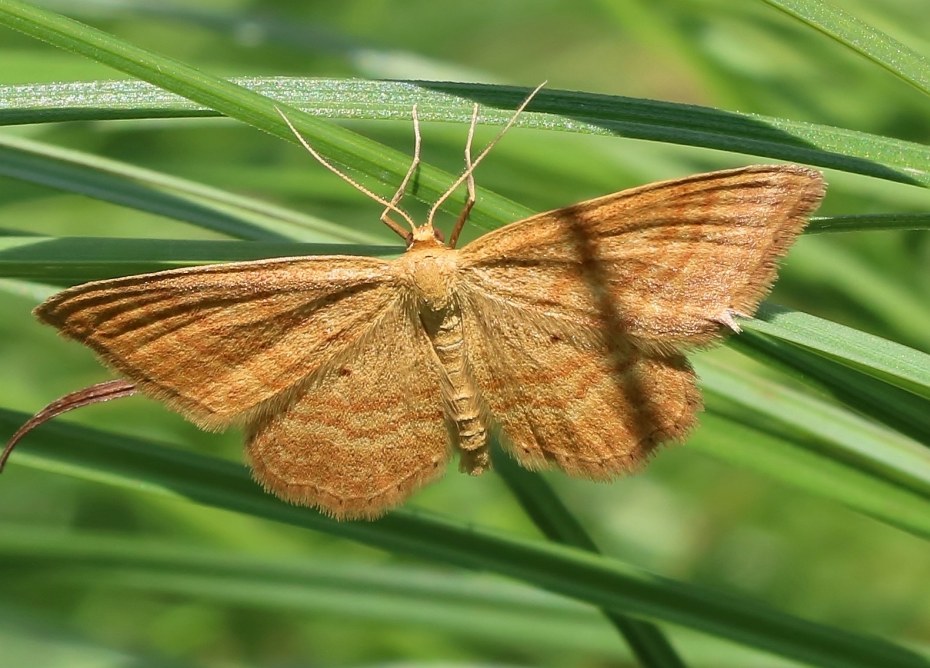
[246,297,451,519]
[459,292,701,477]
[455,165,820,473]
[458,165,825,351]
[36,256,399,428]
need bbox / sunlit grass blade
[0,408,925,668]
[760,0,930,98]
[807,213,930,234]
[734,305,930,446]
[693,357,930,540]
[729,332,929,446]
[699,356,930,489]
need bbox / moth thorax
[400,241,459,313]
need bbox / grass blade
[742,305,930,402]
[0,133,380,243]
[0,236,396,284]
[4,78,930,194]
[760,0,930,98]
[0,2,528,226]
[495,448,687,667]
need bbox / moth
[1,87,825,519]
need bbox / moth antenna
[384,104,422,218]
[0,379,138,473]
[448,103,479,249]
[426,81,547,232]
[275,107,417,239]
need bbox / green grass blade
[689,409,930,542]
[4,78,930,194]
[494,448,687,667]
[0,525,841,666]
[0,134,379,243]
[699,356,930,491]
[742,305,930,402]
[693,358,930,540]
[807,213,930,234]
[760,0,930,98]
[0,526,645,663]
[729,334,929,445]
[785,236,930,349]
[0,409,925,668]
[0,236,396,284]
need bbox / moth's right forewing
[37,256,398,428]
[458,165,825,351]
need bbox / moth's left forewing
[458,165,825,352]
[246,295,451,519]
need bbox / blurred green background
[1,0,929,666]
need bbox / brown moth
[1,86,825,519]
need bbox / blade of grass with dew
[5,78,930,194]
[806,213,930,234]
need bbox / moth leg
[1,379,137,471]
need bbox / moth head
[407,224,446,249]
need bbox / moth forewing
[32,255,400,430]
[458,165,826,352]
